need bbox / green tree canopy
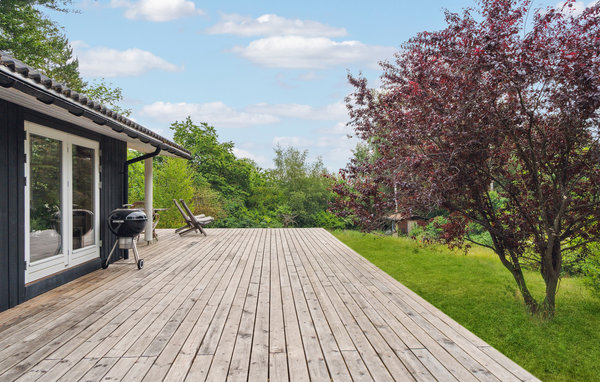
[85,79,132,116]
[269,146,341,227]
[0,0,84,90]
[170,117,255,201]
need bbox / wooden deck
[0,228,539,381]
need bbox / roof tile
[0,50,190,157]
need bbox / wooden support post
[144,157,153,244]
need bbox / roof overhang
[0,65,191,159]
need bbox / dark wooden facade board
[0,99,9,311]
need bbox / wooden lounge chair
[173,199,199,235]
[173,199,214,236]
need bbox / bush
[153,157,196,228]
[312,210,348,230]
[583,250,600,298]
[409,215,447,242]
[191,185,226,222]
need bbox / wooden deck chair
[174,199,214,236]
[173,199,196,235]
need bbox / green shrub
[312,210,348,230]
[409,215,447,241]
[583,251,600,298]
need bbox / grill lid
[107,208,147,237]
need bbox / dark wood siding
[100,136,128,265]
[0,99,9,311]
[0,99,25,309]
[0,100,128,311]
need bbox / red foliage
[334,0,600,316]
[329,159,394,231]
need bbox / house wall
[0,100,5,311]
[0,99,128,312]
[0,98,23,310]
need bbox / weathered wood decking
[0,228,539,381]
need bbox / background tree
[85,79,132,117]
[339,0,600,317]
[0,0,84,90]
[271,146,325,226]
[130,119,346,229]
[171,117,254,201]
[330,141,394,231]
[270,146,344,228]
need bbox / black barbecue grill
[103,208,147,269]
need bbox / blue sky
[50,0,574,170]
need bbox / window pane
[29,134,62,262]
[72,145,95,250]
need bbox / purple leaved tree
[333,0,600,317]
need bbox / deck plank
[227,229,266,381]
[195,228,261,381]
[247,229,271,381]
[275,229,311,382]
[303,229,440,381]
[312,228,485,382]
[286,229,354,382]
[144,229,249,381]
[0,236,197,381]
[280,229,330,381]
[268,230,288,380]
[0,228,540,382]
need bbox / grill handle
[107,210,124,236]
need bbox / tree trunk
[494,246,540,314]
[541,274,559,318]
[508,264,539,314]
[539,240,562,318]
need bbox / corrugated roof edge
[0,51,191,159]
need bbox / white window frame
[24,121,100,283]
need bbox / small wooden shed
[386,213,424,235]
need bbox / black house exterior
[0,52,191,312]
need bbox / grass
[332,230,600,382]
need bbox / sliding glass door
[25,122,100,283]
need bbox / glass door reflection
[72,145,95,250]
[29,134,63,262]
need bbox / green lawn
[333,230,600,382]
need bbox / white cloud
[70,40,89,50]
[555,1,598,15]
[273,133,357,169]
[273,136,312,147]
[111,0,204,22]
[140,99,348,127]
[74,45,182,77]
[316,121,352,135]
[232,147,270,166]
[274,133,355,150]
[298,71,319,81]
[246,101,348,121]
[139,101,279,127]
[231,36,394,69]
[207,13,346,37]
